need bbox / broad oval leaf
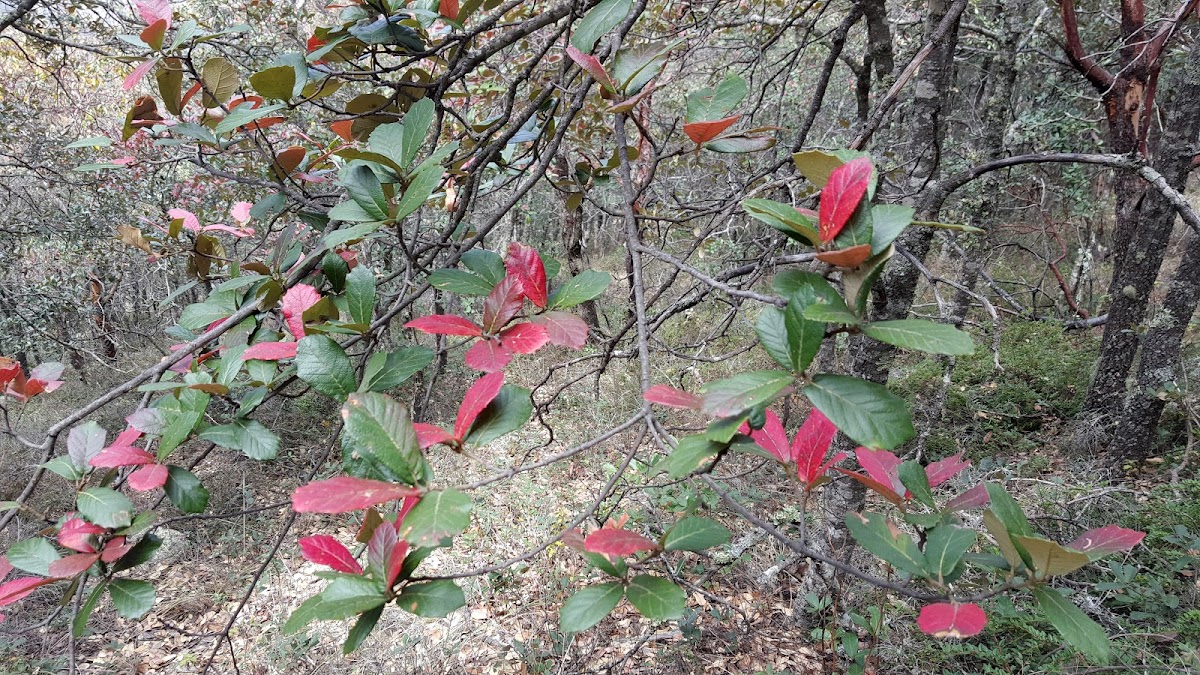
[818,156,873,243]
[399,489,472,547]
[1066,525,1146,560]
[844,511,926,577]
[77,487,134,529]
[108,579,155,619]
[917,602,987,638]
[862,319,975,356]
[559,582,623,633]
[300,535,363,575]
[341,392,425,486]
[700,371,794,417]
[1032,587,1111,664]
[662,517,731,552]
[292,477,420,514]
[804,375,914,450]
[297,335,357,402]
[625,575,685,621]
[396,580,466,618]
[584,528,657,557]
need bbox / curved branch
[1058,0,1116,91]
[0,0,38,34]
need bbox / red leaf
[413,423,455,449]
[367,522,408,588]
[0,556,13,581]
[135,0,172,28]
[815,244,873,268]
[499,322,550,354]
[0,577,54,608]
[505,243,548,308]
[793,409,839,483]
[140,19,167,50]
[127,464,168,491]
[584,528,659,557]
[944,484,990,512]
[168,207,201,232]
[562,528,586,551]
[1066,525,1146,556]
[0,359,20,388]
[116,421,147,442]
[531,311,588,349]
[100,537,130,563]
[684,115,740,145]
[49,553,101,579]
[91,445,155,468]
[925,453,970,488]
[292,477,422,513]
[439,0,459,19]
[643,385,701,410]
[834,468,905,508]
[242,341,298,361]
[565,45,616,92]
[405,315,482,337]
[122,58,159,91]
[739,410,789,464]
[179,81,202,110]
[818,156,873,243]
[7,362,64,401]
[58,518,105,553]
[330,119,354,141]
[454,372,505,439]
[855,447,904,496]
[274,146,307,176]
[917,602,987,638]
[482,275,525,334]
[281,284,321,340]
[464,339,513,373]
[299,535,363,574]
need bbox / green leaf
[108,579,155,619]
[1033,587,1111,664]
[862,320,974,356]
[77,488,134,529]
[869,204,914,254]
[322,251,350,292]
[296,335,357,401]
[42,456,84,481]
[249,65,296,100]
[65,136,113,149]
[924,525,976,580]
[985,483,1031,537]
[660,435,723,479]
[73,581,108,637]
[803,375,915,450]
[112,535,163,573]
[756,308,795,371]
[200,57,239,106]
[343,604,383,654]
[610,40,676,94]
[341,392,425,486]
[686,73,747,122]
[283,576,387,633]
[328,200,381,223]
[548,270,611,309]
[401,490,472,547]
[663,516,731,552]
[67,421,106,470]
[700,371,793,417]
[461,250,505,285]
[360,347,434,392]
[6,538,60,576]
[559,582,623,633]
[214,103,286,135]
[585,552,627,578]
[898,461,935,508]
[801,292,859,325]
[155,380,211,459]
[345,265,376,326]
[704,134,777,153]
[164,466,209,514]
[198,419,280,460]
[393,161,442,222]
[742,199,819,246]
[791,148,873,194]
[178,302,231,331]
[982,509,1025,571]
[400,98,435,170]
[429,269,494,296]
[844,511,926,577]
[843,247,892,316]
[1013,536,1090,578]
[462,385,532,447]
[572,0,631,53]
[396,580,466,618]
[343,165,389,221]
[705,412,748,443]
[625,575,685,620]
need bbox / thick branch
[1058,0,1116,91]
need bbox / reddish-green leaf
[58,518,104,553]
[565,45,616,93]
[127,464,168,491]
[464,339,513,373]
[0,577,55,608]
[925,454,970,488]
[482,276,524,334]
[584,528,658,557]
[643,385,701,410]
[918,602,987,638]
[91,445,155,468]
[454,372,504,440]
[505,243,548,308]
[242,341,298,361]
[684,115,739,145]
[739,409,789,463]
[792,409,838,483]
[818,157,872,243]
[413,423,454,449]
[292,477,422,514]
[48,553,100,579]
[531,311,588,349]
[281,284,321,340]
[1066,525,1146,559]
[944,484,990,512]
[404,315,482,337]
[299,535,362,574]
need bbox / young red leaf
[562,528,586,551]
[482,275,525,334]
[505,243,548,309]
[684,115,740,145]
[140,18,167,50]
[1066,525,1146,556]
[367,521,408,589]
[114,423,146,445]
[48,553,101,579]
[584,528,659,557]
[793,408,839,483]
[818,156,873,243]
[944,484,990,512]
[58,518,105,553]
[292,477,422,514]
[405,315,483,337]
[281,284,321,340]
[917,602,987,638]
[299,534,363,574]
[454,372,505,440]
[738,410,789,464]
[439,0,459,20]
[565,45,616,93]
[122,58,159,92]
[7,362,64,401]
[100,537,131,563]
[643,385,702,410]
[499,322,550,354]
[127,464,169,491]
[464,339,513,373]
[242,341,298,361]
[0,358,20,389]
[855,447,905,496]
[815,244,872,268]
[91,445,155,468]
[136,0,172,28]
[168,207,201,232]
[0,577,54,608]
[531,311,588,349]
[0,556,12,581]
[835,468,905,508]
[413,423,455,449]
[925,453,970,488]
